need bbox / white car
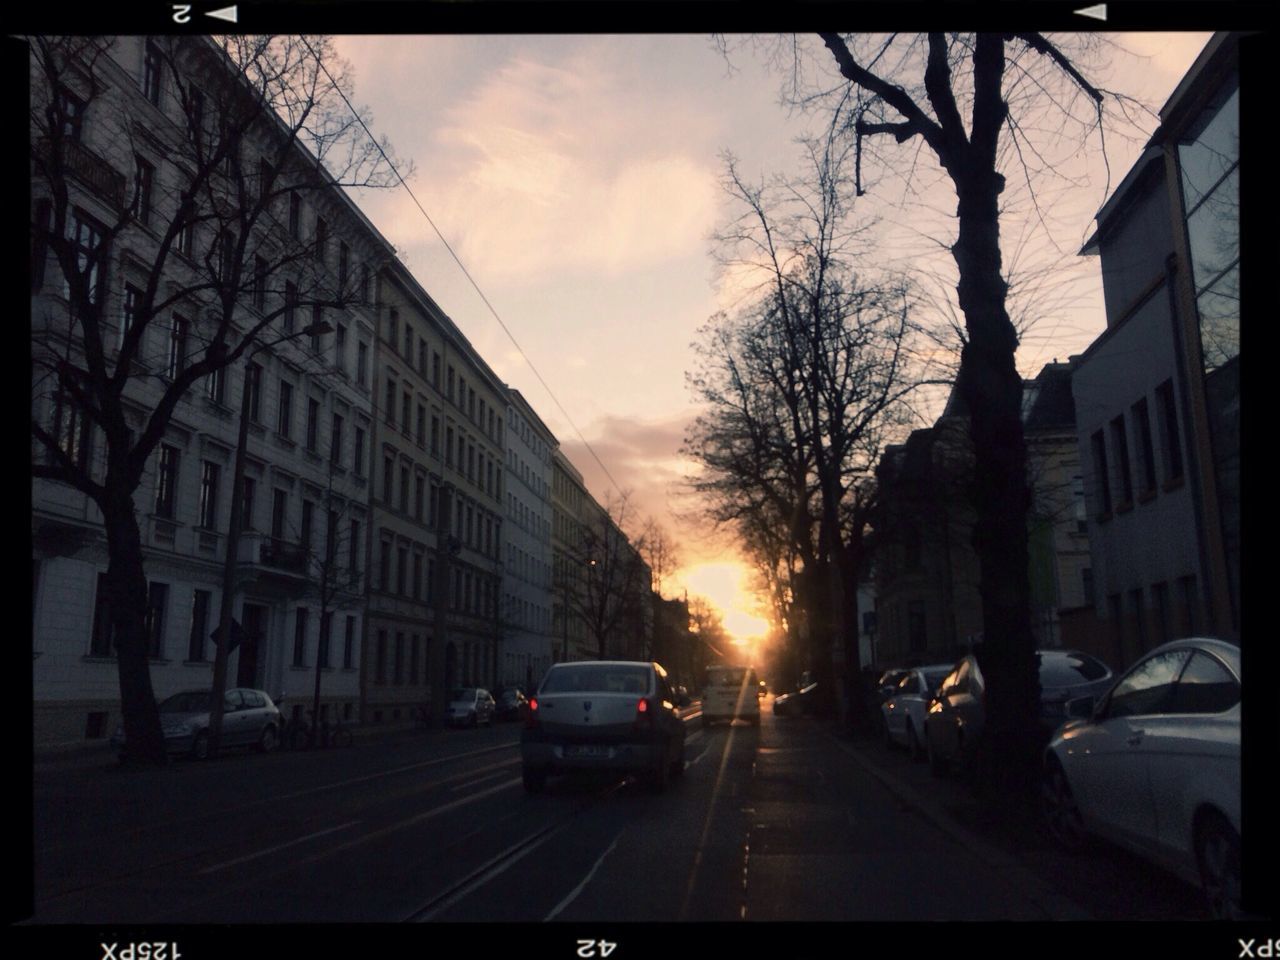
[881,664,953,760]
[1041,637,1241,918]
[700,664,761,727]
[444,687,496,727]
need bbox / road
[28,697,1209,928]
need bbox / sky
[335,32,1213,642]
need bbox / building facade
[500,390,556,691]
[551,449,589,661]
[1071,32,1240,669]
[31,36,385,744]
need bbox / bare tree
[30,35,406,764]
[565,494,651,661]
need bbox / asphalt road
[28,697,1211,927]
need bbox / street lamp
[208,319,333,758]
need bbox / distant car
[494,687,529,722]
[445,688,496,727]
[772,681,818,717]
[923,650,1114,777]
[1042,638,1241,919]
[521,660,689,793]
[700,664,761,727]
[110,688,282,761]
[881,664,954,760]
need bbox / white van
[700,664,761,727]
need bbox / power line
[299,36,625,499]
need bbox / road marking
[449,768,511,792]
[197,820,361,875]
[544,830,623,921]
[291,776,522,870]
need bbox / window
[395,632,405,684]
[1129,588,1146,655]
[177,217,194,258]
[418,341,427,377]
[145,582,168,659]
[325,412,343,468]
[1081,568,1095,607]
[417,404,426,446]
[344,616,355,669]
[258,158,272,203]
[447,366,455,402]
[288,192,301,238]
[1166,651,1239,715]
[326,509,338,566]
[384,380,396,425]
[415,474,425,521]
[301,499,314,553]
[413,552,423,601]
[388,308,399,345]
[1110,416,1133,507]
[284,280,297,334]
[318,612,332,669]
[376,630,387,684]
[272,488,287,539]
[143,41,163,106]
[431,416,440,455]
[293,607,309,667]
[67,209,106,306]
[314,216,327,264]
[403,325,413,360]
[206,365,225,405]
[306,398,319,452]
[252,255,267,310]
[397,546,407,596]
[240,475,256,531]
[354,427,366,476]
[432,352,440,387]
[199,461,220,529]
[90,573,115,656]
[379,538,392,592]
[339,242,349,290]
[277,380,293,438]
[1155,380,1184,484]
[310,306,324,352]
[119,283,142,352]
[166,314,189,380]
[357,342,368,386]
[216,229,236,284]
[56,84,84,141]
[334,324,347,373]
[402,392,412,434]
[411,635,420,685]
[399,464,410,513]
[188,589,210,662]
[246,362,262,423]
[382,455,394,503]
[154,444,179,519]
[445,427,454,466]
[1106,648,1191,719]
[132,157,154,226]
[349,520,361,586]
[1090,430,1111,517]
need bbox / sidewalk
[819,719,1209,920]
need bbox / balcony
[253,533,310,575]
[38,137,126,209]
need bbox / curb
[823,727,1096,921]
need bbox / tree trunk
[103,494,166,766]
[952,170,1040,796]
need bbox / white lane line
[292,776,522,870]
[544,831,624,922]
[197,821,361,875]
[686,746,711,769]
[449,769,509,793]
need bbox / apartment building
[31,36,385,744]
[500,390,556,691]
[551,449,589,661]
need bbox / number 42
[576,941,617,958]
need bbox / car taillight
[524,697,540,728]
[633,696,653,730]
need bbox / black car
[494,687,529,721]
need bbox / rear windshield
[1040,653,1110,686]
[160,692,211,713]
[541,665,651,694]
[708,667,756,687]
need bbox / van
[700,664,761,727]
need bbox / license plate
[564,744,609,759]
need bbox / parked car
[444,687,496,727]
[923,650,1113,777]
[700,664,761,727]
[881,664,954,760]
[1041,637,1241,919]
[772,681,818,717]
[521,660,689,793]
[494,687,529,722]
[111,688,282,761]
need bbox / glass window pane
[1106,648,1191,718]
[1178,83,1238,212]
[1196,265,1240,373]
[1185,165,1238,294]
[1167,651,1239,714]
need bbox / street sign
[210,618,246,652]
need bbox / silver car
[444,687,496,727]
[1041,638,1241,918]
[111,688,282,761]
[521,660,689,793]
[881,664,953,760]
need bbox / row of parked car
[871,637,1242,919]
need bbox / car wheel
[522,765,548,794]
[1196,812,1243,920]
[191,731,209,761]
[1041,757,1086,852]
[907,721,924,762]
[257,724,278,754]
